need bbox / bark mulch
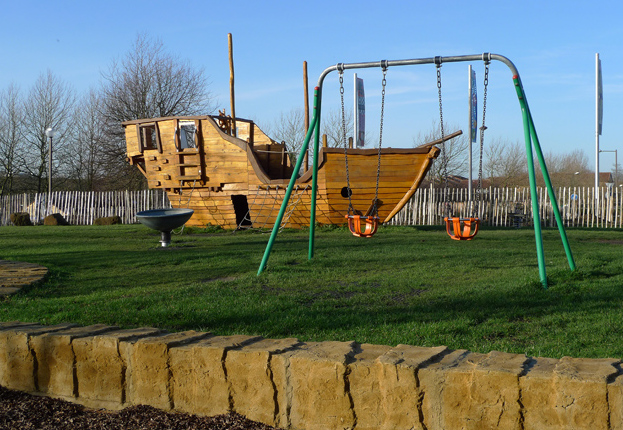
[0,386,278,430]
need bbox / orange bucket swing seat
[444,217,480,241]
[345,214,380,238]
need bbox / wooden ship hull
[123,115,444,229]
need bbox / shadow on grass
[3,224,623,358]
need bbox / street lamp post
[45,128,56,216]
[45,128,55,194]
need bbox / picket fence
[0,189,171,226]
[1,186,621,228]
[389,185,623,229]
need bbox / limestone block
[93,215,122,225]
[369,344,448,430]
[72,327,163,409]
[608,373,623,430]
[418,349,476,430]
[43,213,69,225]
[443,352,494,430]
[126,330,210,410]
[226,337,301,426]
[428,350,527,430]
[0,324,75,391]
[463,350,528,429]
[270,345,305,428]
[29,325,117,398]
[518,357,560,429]
[169,335,261,416]
[346,343,393,430]
[552,356,617,429]
[288,341,356,430]
[521,356,619,430]
[10,212,32,226]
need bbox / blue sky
[1,0,621,172]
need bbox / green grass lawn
[1,223,623,359]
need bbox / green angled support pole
[309,87,323,260]
[513,75,548,288]
[527,108,577,272]
[257,88,320,275]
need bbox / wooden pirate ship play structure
[124,34,445,233]
[123,114,450,230]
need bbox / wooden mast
[228,33,237,137]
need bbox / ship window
[138,124,160,152]
[179,121,197,149]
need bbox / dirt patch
[387,289,428,304]
[202,276,237,283]
[597,240,623,245]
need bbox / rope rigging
[236,184,311,232]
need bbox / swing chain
[436,67,445,141]
[339,69,353,215]
[436,62,451,218]
[373,65,387,215]
[480,62,489,133]
[476,60,490,218]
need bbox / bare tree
[265,107,355,175]
[100,35,213,123]
[542,149,591,187]
[557,150,590,174]
[61,90,108,191]
[413,120,469,184]
[21,70,76,193]
[483,138,527,187]
[268,107,355,152]
[268,107,307,158]
[0,84,24,195]
[99,34,215,189]
[321,108,354,148]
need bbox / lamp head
[45,128,56,138]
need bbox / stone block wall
[0,321,621,429]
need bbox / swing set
[436,57,488,240]
[257,53,576,288]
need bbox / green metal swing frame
[257,53,576,289]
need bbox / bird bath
[136,208,194,247]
